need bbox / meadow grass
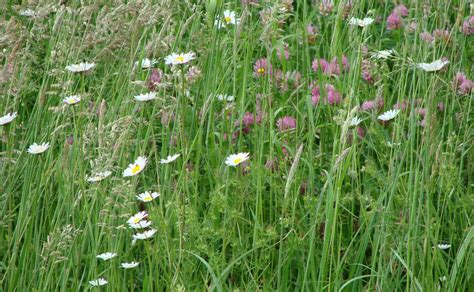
[1,0,473,291]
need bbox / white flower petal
[63,95,81,105]
[371,49,395,59]
[89,278,107,286]
[65,62,95,73]
[87,171,112,182]
[121,261,139,269]
[164,52,195,65]
[20,9,36,17]
[436,244,451,250]
[350,117,362,126]
[349,17,374,27]
[132,229,157,240]
[27,142,50,154]
[136,191,160,202]
[123,156,147,177]
[96,252,117,261]
[160,154,180,164]
[134,58,158,69]
[134,92,158,101]
[225,152,250,167]
[417,59,449,72]
[0,112,17,126]
[378,109,400,121]
[216,94,234,102]
[128,220,153,229]
[127,211,148,225]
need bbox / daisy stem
[179,67,188,154]
[175,66,187,284]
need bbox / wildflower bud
[342,2,353,19]
[433,29,450,44]
[462,16,474,35]
[453,72,467,87]
[417,108,427,117]
[276,116,296,132]
[407,21,418,32]
[459,79,474,95]
[326,85,341,105]
[319,1,334,16]
[387,12,402,30]
[299,181,308,195]
[306,24,318,44]
[276,43,290,61]
[420,32,434,44]
[148,68,162,91]
[311,83,341,106]
[361,100,375,111]
[241,0,258,6]
[437,102,445,112]
[394,100,408,111]
[393,4,408,17]
[253,58,272,77]
[265,157,278,172]
[419,118,426,127]
[186,66,201,83]
[98,99,106,119]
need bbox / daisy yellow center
[257,68,265,73]
[224,16,232,23]
[131,164,141,174]
[143,195,152,202]
[133,218,140,224]
[69,98,76,103]
[233,158,243,164]
[176,56,185,63]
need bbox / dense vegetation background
[1,0,472,290]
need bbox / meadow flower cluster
[1,1,472,291]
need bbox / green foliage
[0,1,472,291]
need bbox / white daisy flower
[134,58,158,69]
[127,211,148,225]
[0,112,17,126]
[160,154,180,164]
[350,117,362,126]
[131,80,146,86]
[65,62,96,73]
[387,141,401,148]
[215,10,240,28]
[378,109,400,121]
[371,49,395,59]
[123,156,147,177]
[121,261,139,269]
[225,152,250,167]
[164,52,195,65]
[136,191,160,202]
[96,252,117,261]
[348,17,374,27]
[63,95,81,105]
[437,244,451,250]
[89,278,107,287]
[27,142,50,154]
[216,94,234,102]
[132,229,157,241]
[128,220,153,229]
[417,59,449,72]
[87,171,112,183]
[134,92,158,102]
[19,9,36,17]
